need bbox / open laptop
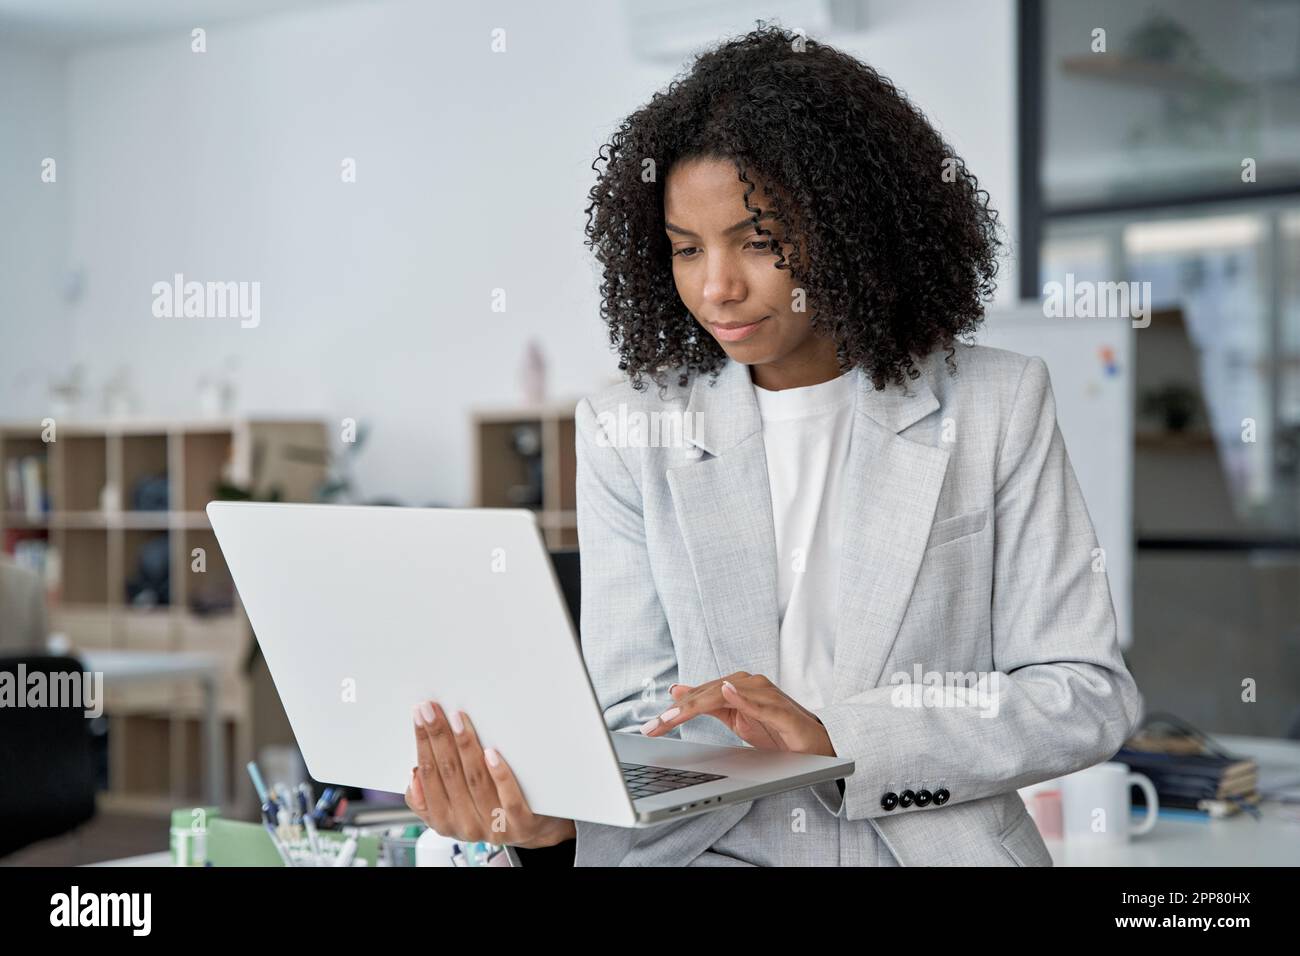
[206,501,854,828]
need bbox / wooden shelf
[6,510,224,530]
[62,434,106,510]
[537,510,577,528]
[0,418,328,814]
[63,527,109,605]
[471,402,579,549]
[1059,54,1246,94]
[1,512,48,528]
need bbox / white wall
[0,40,70,402]
[1,0,1019,507]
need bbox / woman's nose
[700,256,746,306]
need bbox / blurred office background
[1,0,1297,862]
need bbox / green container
[204,818,381,867]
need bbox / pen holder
[280,832,368,867]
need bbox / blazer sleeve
[810,355,1145,822]
[569,397,747,865]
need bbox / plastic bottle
[415,827,460,867]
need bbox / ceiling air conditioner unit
[625,0,869,64]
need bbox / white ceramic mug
[1060,761,1159,843]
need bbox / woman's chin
[717,340,776,365]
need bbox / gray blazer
[571,343,1143,866]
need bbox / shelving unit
[1132,308,1242,538]
[0,418,329,815]
[1058,53,1247,93]
[470,401,578,549]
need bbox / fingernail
[413,704,425,727]
[722,681,736,693]
[640,717,660,734]
[659,707,680,721]
[419,701,435,725]
[484,747,500,768]
[669,683,680,693]
[449,710,464,734]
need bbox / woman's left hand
[638,672,837,757]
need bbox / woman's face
[663,156,839,387]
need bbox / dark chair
[0,655,98,859]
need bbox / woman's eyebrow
[665,212,778,237]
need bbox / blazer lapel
[832,368,949,701]
[666,358,781,683]
[666,356,949,702]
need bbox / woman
[404,23,1142,866]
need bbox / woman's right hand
[404,699,576,848]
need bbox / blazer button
[880,791,899,811]
[915,789,933,807]
[899,789,915,808]
[933,788,950,806]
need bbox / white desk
[80,650,225,808]
[85,851,174,867]
[1038,734,1300,866]
[86,733,1300,867]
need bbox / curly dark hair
[582,21,1004,393]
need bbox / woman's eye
[672,239,779,258]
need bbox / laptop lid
[206,501,638,827]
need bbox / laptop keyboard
[619,762,726,800]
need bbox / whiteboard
[975,305,1134,649]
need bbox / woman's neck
[749,346,845,392]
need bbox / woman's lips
[710,316,768,342]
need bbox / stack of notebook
[1116,733,1259,818]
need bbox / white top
[751,366,860,712]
